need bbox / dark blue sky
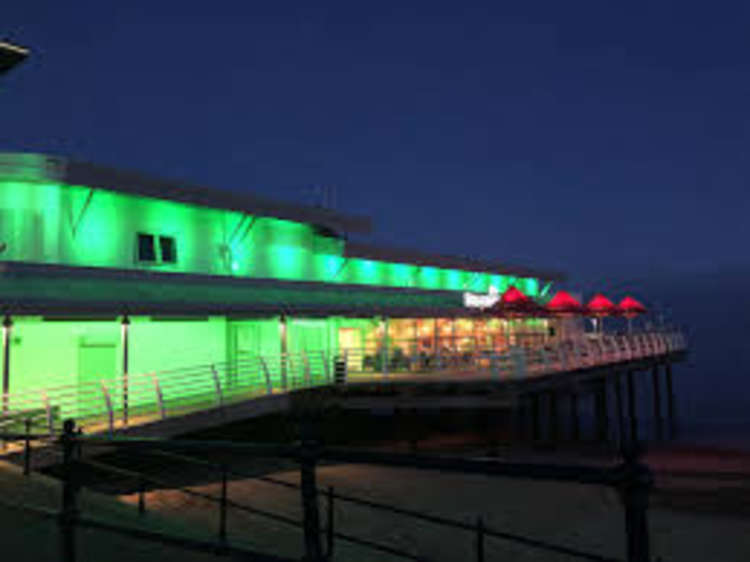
[4,1,749,286]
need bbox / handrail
[0,331,686,438]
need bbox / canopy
[546,290,584,316]
[618,296,647,318]
[492,286,547,318]
[586,294,617,317]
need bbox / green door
[78,344,117,418]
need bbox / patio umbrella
[546,290,584,316]
[490,286,548,346]
[618,296,647,333]
[546,291,584,341]
[586,294,617,333]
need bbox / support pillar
[665,361,676,439]
[627,370,638,446]
[280,315,288,389]
[530,392,541,444]
[548,390,559,444]
[382,316,389,377]
[2,315,11,415]
[651,363,663,441]
[614,371,626,450]
[121,315,130,425]
[594,378,609,442]
[570,390,580,442]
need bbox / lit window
[137,233,156,262]
[159,236,177,263]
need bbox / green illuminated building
[0,153,563,396]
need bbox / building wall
[0,164,543,296]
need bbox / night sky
[3,2,749,286]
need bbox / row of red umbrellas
[491,287,647,319]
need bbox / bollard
[619,445,652,562]
[60,419,78,562]
[23,418,31,476]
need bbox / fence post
[41,391,54,438]
[476,515,485,562]
[100,382,114,437]
[326,485,335,559]
[321,351,331,384]
[299,434,323,561]
[302,352,312,387]
[60,419,78,562]
[138,476,146,515]
[260,356,273,395]
[618,446,653,562]
[210,364,224,410]
[219,464,228,542]
[150,373,166,419]
[23,417,31,476]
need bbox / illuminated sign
[463,285,500,308]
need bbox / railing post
[210,364,224,410]
[99,382,114,437]
[299,436,323,561]
[326,485,335,559]
[219,464,228,542]
[618,447,653,562]
[138,476,146,515]
[41,391,54,438]
[302,352,312,387]
[260,356,273,395]
[60,419,78,562]
[476,515,485,562]
[150,373,166,419]
[321,351,331,384]
[23,417,31,476]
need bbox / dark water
[591,265,750,451]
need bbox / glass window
[159,236,177,263]
[137,233,156,262]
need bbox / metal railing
[44,420,654,562]
[0,331,686,440]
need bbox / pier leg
[614,371,626,450]
[530,392,541,444]
[665,362,676,439]
[548,390,559,445]
[594,379,609,443]
[570,390,580,442]
[626,371,638,445]
[652,364,663,441]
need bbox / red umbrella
[546,291,584,316]
[586,294,617,334]
[618,296,647,318]
[586,294,617,316]
[618,296,647,333]
[492,286,548,318]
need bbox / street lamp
[0,40,29,76]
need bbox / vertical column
[614,371,626,450]
[121,315,130,425]
[652,363,663,441]
[570,390,580,442]
[2,315,12,415]
[594,378,609,442]
[280,315,288,389]
[626,370,638,446]
[530,392,541,444]
[451,318,457,355]
[548,390,559,444]
[382,316,389,377]
[665,361,676,439]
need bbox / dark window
[137,233,156,262]
[159,236,177,263]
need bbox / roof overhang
[0,153,372,236]
[344,242,566,282]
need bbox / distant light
[0,41,30,76]
[231,260,239,272]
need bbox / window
[137,233,156,262]
[159,236,177,263]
